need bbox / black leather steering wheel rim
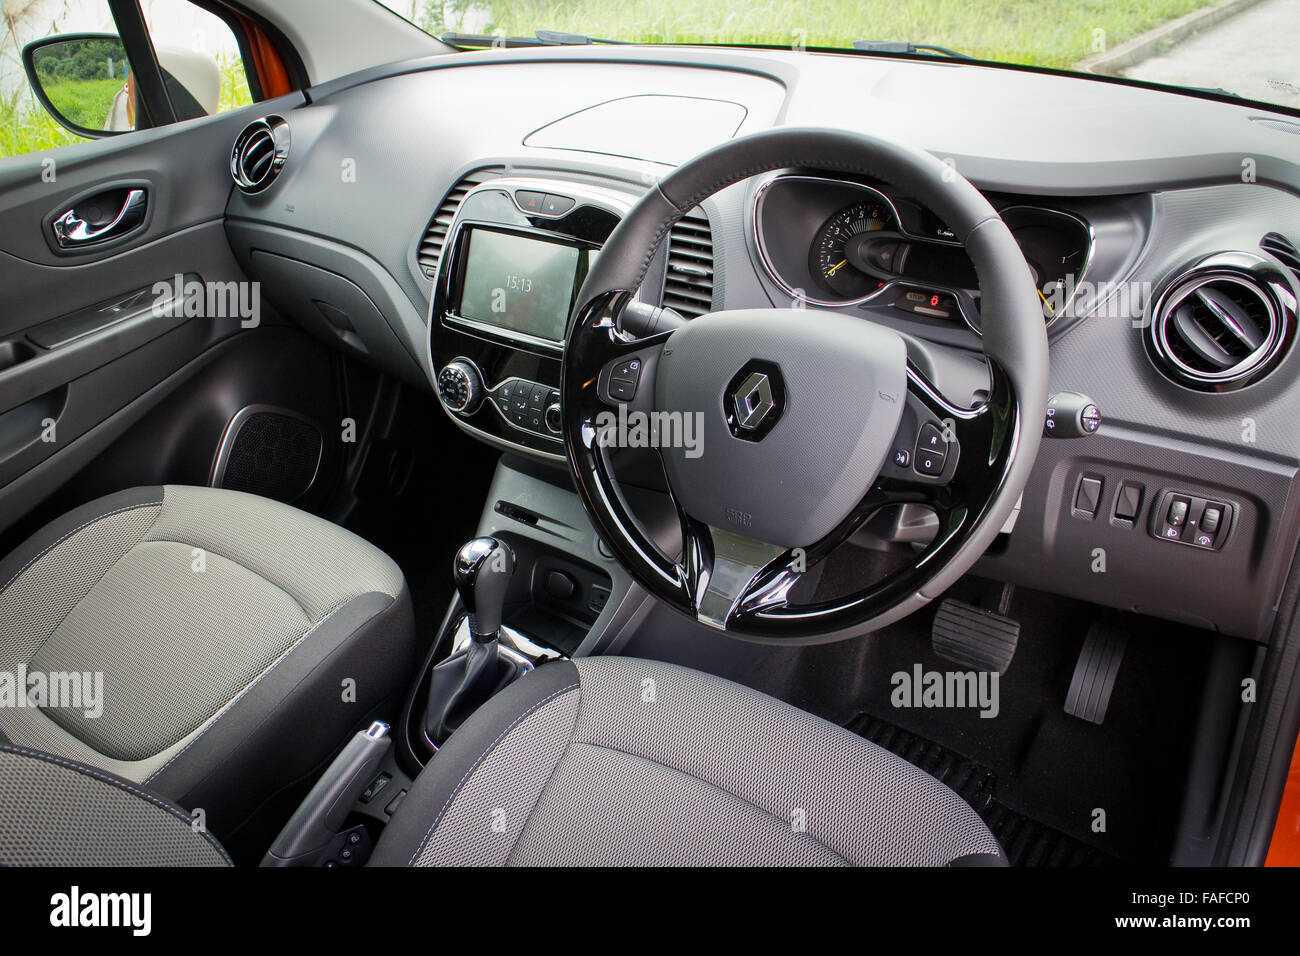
[561,128,1049,643]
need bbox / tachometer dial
[810,201,895,300]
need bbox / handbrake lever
[261,721,391,867]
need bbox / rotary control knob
[437,361,481,415]
[544,402,562,435]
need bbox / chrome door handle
[52,188,147,247]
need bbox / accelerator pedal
[1064,620,1128,725]
[931,598,1020,674]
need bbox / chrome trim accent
[52,188,146,246]
[450,616,564,665]
[1148,252,1290,388]
[904,364,988,420]
[436,359,480,413]
[230,116,290,193]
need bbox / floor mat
[850,714,1119,867]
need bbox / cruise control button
[915,451,945,476]
[609,377,636,401]
[612,358,642,381]
[917,422,946,453]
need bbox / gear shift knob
[454,537,515,641]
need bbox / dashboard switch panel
[489,377,562,440]
[1151,489,1232,550]
[1073,475,1103,518]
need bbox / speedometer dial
[810,201,895,300]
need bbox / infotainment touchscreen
[455,228,588,343]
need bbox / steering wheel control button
[916,422,946,453]
[914,452,945,476]
[1044,392,1101,437]
[893,448,911,467]
[604,357,643,403]
[912,422,949,476]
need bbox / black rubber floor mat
[849,714,1119,867]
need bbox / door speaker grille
[211,406,323,504]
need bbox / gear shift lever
[455,536,514,641]
[424,537,522,747]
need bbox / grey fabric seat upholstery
[370,657,1006,866]
[0,485,415,857]
[0,653,1002,867]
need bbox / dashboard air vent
[417,168,504,280]
[662,208,714,318]
[1261,232,1300,283]
[230,116,289,193]
[1147,254,1294,391]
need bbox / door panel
[0,92,306,533]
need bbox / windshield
[375,0,1299,113]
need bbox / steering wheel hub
[657,309,907,549]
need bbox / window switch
[1074,476,1103,517]
[1113,483,1143,522]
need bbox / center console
[428,176,641,459]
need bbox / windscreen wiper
[440,29,626,48]
[852,40,972,60]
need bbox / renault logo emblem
[725,361,784,441]
[733,372,775,429]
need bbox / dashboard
[220,44,1300,643]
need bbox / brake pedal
[1064,621,1128,725]
[931,598,1020,674]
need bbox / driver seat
[0,657,1006,866]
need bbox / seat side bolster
[145,586,417,855]
[0,486,164,599]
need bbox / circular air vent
[230,116,290,193]
[1146,252,1296,391]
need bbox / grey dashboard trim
[293,46,1300,196]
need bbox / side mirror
[22,33,136,138]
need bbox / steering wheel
[561,128,1048,643]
